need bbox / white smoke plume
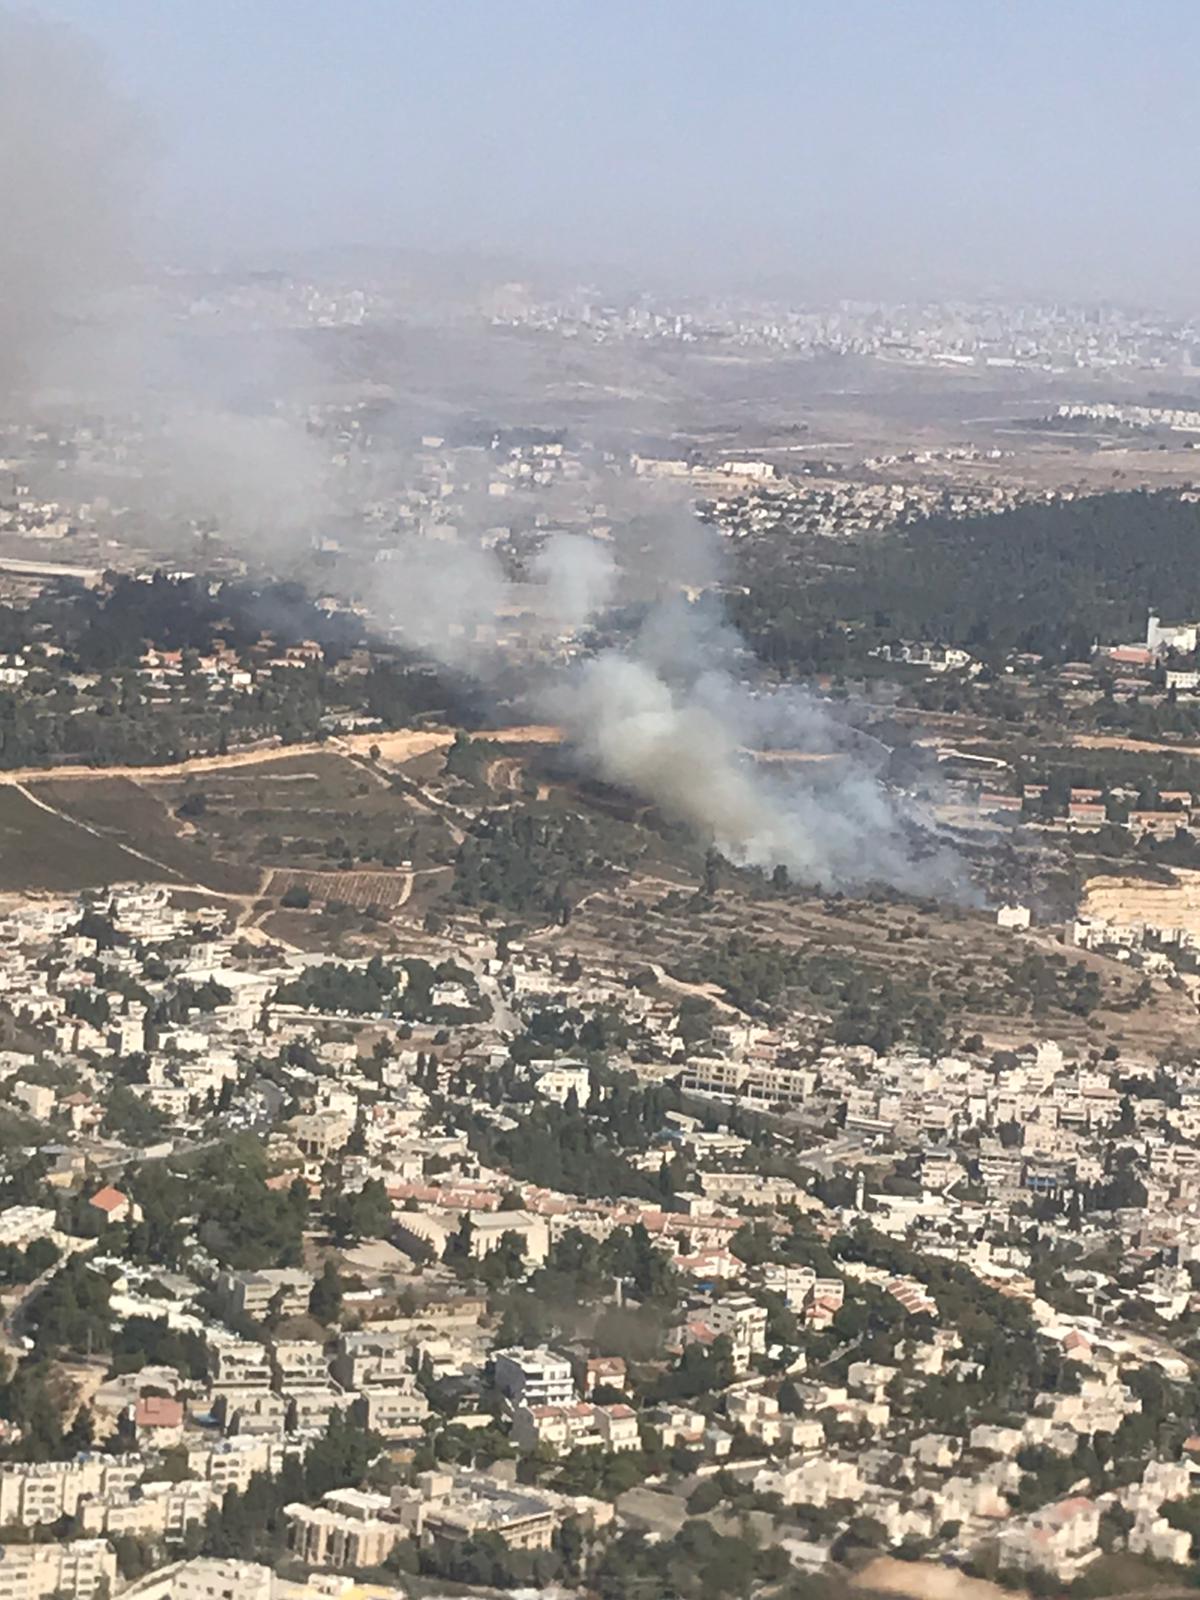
[531,532,615,631]
[138,407,336,553]
[545,610,952,893]
[380,501,962,894]
[0,9,339,556]
[0,8,956,895]
[377,535,508,669]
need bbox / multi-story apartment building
[285,1491,403,1569]
[0,1539,116,1600]
[0,1455,143,1528]
[705,1295,768,1368]
[491,1347,575,1408]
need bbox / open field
[853,1557,1017,1600]
[853,1558,1020,1600]
[0,786,160,891]
[1069,731,1200,757]
[149,751,457,877]
[471,724,563,745]
[1081,869,1200,935]
[0,731,558,901]
[29,778,258,896]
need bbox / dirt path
[14,782,191,884]
[0,743,333,786]
[0,724,561,789]
[1069,732,1200,757]
[750,749,841,764]
[235,869,274,928]
[647,960,741,1016]
[14,782,287,938]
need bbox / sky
[23,0,1200,305]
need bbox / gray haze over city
[0,0,989,892]
[14,0,1200,306]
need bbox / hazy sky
[27,0,1200,304]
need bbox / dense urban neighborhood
[5,659,1200,1600]
[8,11,1200,1597]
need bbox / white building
[997,904,1031,931]
[1148,611,1199,656]
[997,1496,1101,1580]
[0,1540,116,1600]
[529,1061,592,1108]
[491,1348,575,1408]
[705,1295,768,1369]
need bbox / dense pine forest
[732,489,1200,670]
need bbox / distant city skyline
[23,0,1200,308]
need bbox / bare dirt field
[853,1557,1021,1600]
[1069,732,1200,756]
[1081,868,1200,934]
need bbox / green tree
[308,1260,344,1326]
[330,1178,391,1243]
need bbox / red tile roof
[134,1395,183,1429]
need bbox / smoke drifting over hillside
[0,8,955,895]
[549,575,952,893]
[140,406,336,553]
[549,624,927,893]
[376,508,959,895]
[532,532,615,630]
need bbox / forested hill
[733,489,1200,669]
